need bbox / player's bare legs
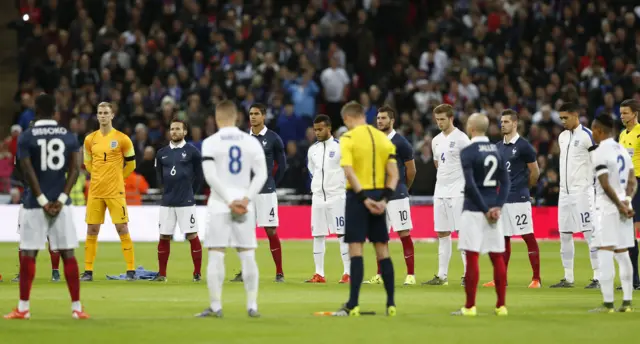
[197,247,260,318]
[5,249,88,319]
[82,223,136,281]
[155,232,202,282]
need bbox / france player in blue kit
[231,103,287,283]
[153,118,204,282]
[454,113,510,317]
[5,94,89,320]
[368,106,416,285]
[483,109,542,288]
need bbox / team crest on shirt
[574,140,579,147]
[512,147,517,154]
[262,140,267,146]
[110,140,118,149]
[449,141,455,148]
[182,152,187,158]
[329,151,335,158]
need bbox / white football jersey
[201,126,268,209]
[593,138,633,213]
[432,127,470,198]
[307,137,345,200]
[558,124,596,195]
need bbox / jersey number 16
[37,138,66,171]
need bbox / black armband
[124,156,135,162]
[381,187,395,202]
[356,191,367,202]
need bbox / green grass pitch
[0,241,638,343]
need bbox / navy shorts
[633,178,640,222]
[344,190,389,244]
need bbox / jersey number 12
[37,138,66,171]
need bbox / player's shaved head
[35,94,55,119]
[467,113,489,136]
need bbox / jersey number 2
[37,138,66,171]
[483,155,499,187]
[617,155,626,184]
[229,146,242,174]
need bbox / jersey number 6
[229,145,242,174]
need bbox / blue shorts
[344,190,389,244]
[633,178,640,222]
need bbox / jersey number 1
[229,146,242,174]
[37,138,66,171]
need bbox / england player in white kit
[552,103,600,289]
[425,104,470,286]
[589,115,636,312]
[305,115,350,284]
[197,101,268,318]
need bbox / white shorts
[158,206,198,236]
[311,196,345,237]
[501,202,534,237]
[458,211,505,254]
[204,207,257,249]
[386,198,413,232]
[558,192,594,233]
[434,197,464,232]
[255,193,279,227]
[592,210,635,250]
[20,207,78,251]
[17,204,24,234]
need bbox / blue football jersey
[388,131,414,200]
[16,119,80,209]
[250,127,287,193]
[460,136,510,213]
[497,136,537,203]
[156,142,203,207]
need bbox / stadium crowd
[2,0,640,206]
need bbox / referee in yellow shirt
[335,101,399,317]
[618,99,640,289]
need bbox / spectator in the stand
[189,126,203,152]
[132,123,150,164]
[276,102,305,147]
[279,140,306,194]
[9,188,21,204]
[283,69,319,119]
[70,170,87,206]
[4,125,22,158]
[412,138,436,196]
[320,56,350,127]
[137,146,158,189]
[18,93,35,130]
[125,171,149,206]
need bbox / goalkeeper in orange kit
[81,102,137,281]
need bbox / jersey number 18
[37,138,66,171]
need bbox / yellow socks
[84,235,98,271]
[119,233,135,271]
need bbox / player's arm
[201,140,232,205]
[61,138,82,204]
[273,134,287,185]
[524,142,540,187]
[597,169,626,210]
[496,155,511,207]
[339,134,363,191]
[191,147,204,193]
[431,138,438,169]
[306,147,315,180]
[121,135,136,178]
[83,136,92,174]
[382,139,399,201]
[16,134,46,206]
[402,140,416,188]
[460,149,490,213]
[626,167,637,199]
[246,144,268,200]
[155,150,163,186]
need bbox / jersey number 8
[37,138,66,171]
[229,145,242,174]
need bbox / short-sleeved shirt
[497,135,537,203]
[619,123,640,178]
[387,130,414,200]
[17,119,80,209]
[432,127,471,198]
[83,129,135,198]
[340,125,396,190]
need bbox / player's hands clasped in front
[43,202,62,217]
[229,198,250,216]
[617,203,634,219]
[485,207,501,224]
[364,198,386,215]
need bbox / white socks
[18,300,29,312]
[207,250,225,312]
[615,251,634,302]
[437,235,452,278]
[598,250,615,303]
[72,301,82,312]
[238,250,259,311]
[339,236,350,275]
[583,230,599,280]
[461,250,467,276]
[313,236,326,277]
[560,233,575,282]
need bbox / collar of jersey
[34,119,58,127]
[387,130,397,140]
[471,136,490,143]
[503,133,519,144]
[170,140,186,149]
[251,126,268,136]
[601,137,615,145]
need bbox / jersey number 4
[483,155,499,187]
[229,145,242,174]
[37,138,66,171]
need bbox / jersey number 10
[229,145,242,174]
[37,138,66,171]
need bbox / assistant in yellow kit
[618,99,640,290]
[81,102,137,281]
